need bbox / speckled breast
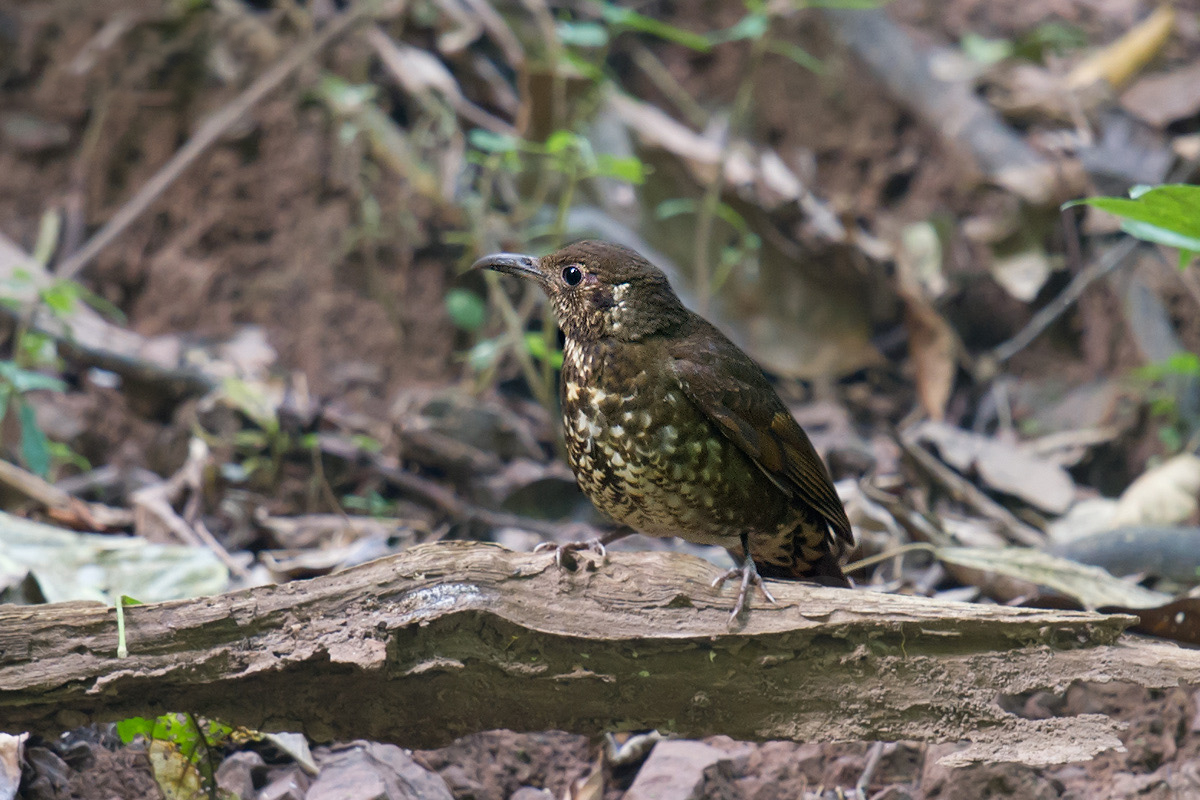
[560,337,792,545]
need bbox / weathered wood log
[2,542,1197,767]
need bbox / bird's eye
[561,265,583,286]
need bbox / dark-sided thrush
[474,240,853,621]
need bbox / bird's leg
[711,534,778,623]
[535,525,633,570]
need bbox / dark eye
[561,265,583,286]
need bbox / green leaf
[469,129,522,153]
[48,441,90,472]
[32,210,62,267]
[18,399,51,477]
[18,331,58,370]
[961,33,1013,65]
[1065,184,1200,269]
[39,280,79,316]
[1119,219,1200,260]
[0,361,66,393]
[557,20,609,47]
[544,130,578,155]
[1135,351,1200,382]
[655,198,698,220]
[524,332,563,369]
[467,337,504,371]
[595,154,646,184]
[444,288,487,331]
[597,2,711,51]
[117,717,156,744]
[767,41,826,74]
[1012,20,1087,62]
[75,284,127,323]
[350,433,383,453]
[708,13,768,45]
[559,49,607,82]
[1065,184,1200,238]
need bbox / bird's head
[473,240,688,342]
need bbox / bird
[474,240,853,621]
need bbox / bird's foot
[711,559,777,624]
[534,537,608,570]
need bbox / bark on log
[2,542,1197,767]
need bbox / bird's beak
[471,252,543,282]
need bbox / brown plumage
[474,240,853,620]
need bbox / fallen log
[2,542,1196,767]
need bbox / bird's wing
[668,325,853,547]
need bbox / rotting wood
[1,542,1197,767]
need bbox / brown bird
[474,240,853,620]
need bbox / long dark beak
[471,252,543,281]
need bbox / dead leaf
[0,733,25,800]
[898,222,946,299]
[990,250,1053,303]
[915,422,1076,514]
[1116,595,1200,646]
[1067,5,1175,91]
[937,545,1171,609]
[1121,62,1200,127]
[901,293,956,422]
[563,757,604,800]
[1046,497,1120,544]
[1113,454,1200,528]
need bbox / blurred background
[2,0,1200,797]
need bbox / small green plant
[453,0,880,412]
[117,713,240,800]
[1133,352,1200,451]
[961,21,1088,65]
[342,489,399,517]
[1066,184,1200,269]
[1068,186,1200,449]
[0,245,114,477]
[656,198,762,295]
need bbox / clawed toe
[713,560,777,623]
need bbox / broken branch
[2,543,1196,768]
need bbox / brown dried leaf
[1121,62,1200,127]
[563,758,604,800]
[915,421,1076,514]
[901,292,956,422]
[1117,595,1200,645]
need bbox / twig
[131,439,249,579]
[54,1,393,281]
[897,430,1045,547]
[369,453,572,539]
[0,459,132,529]
[991,238,1139,363]
[366,25,517,135]
[628,41,710,131]
[315,434,592,540]
[692,31,770,312]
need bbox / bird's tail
[754,519,853,588]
